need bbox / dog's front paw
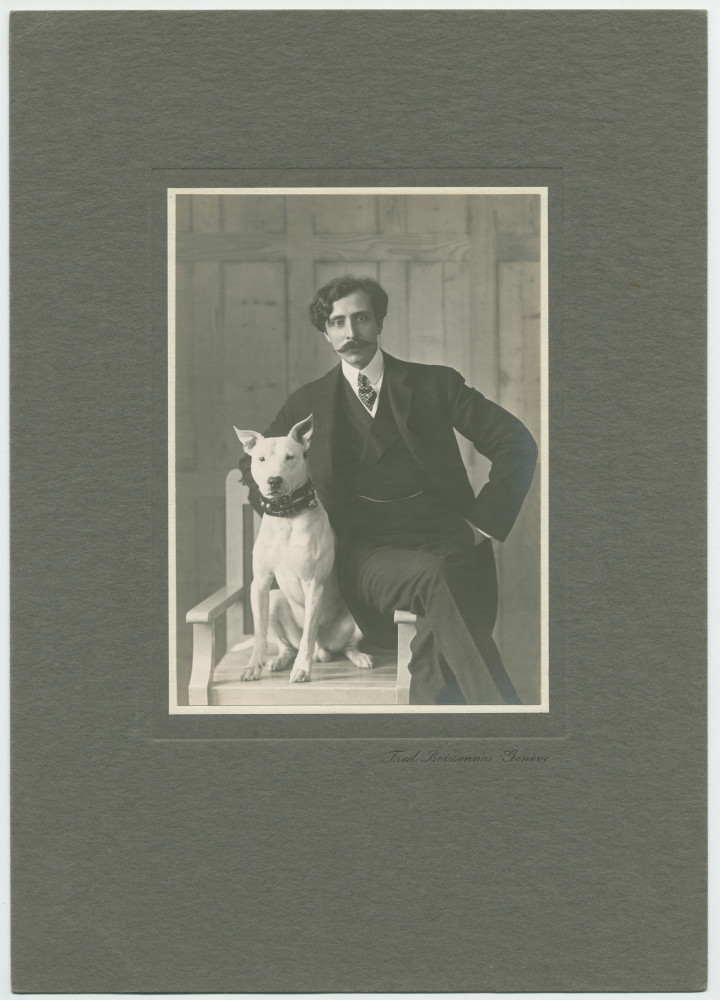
[290,662,311,683]
[240,661,263,681]
[345,649,375,670]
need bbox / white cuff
[463,517,492,542]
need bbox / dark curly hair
[308,275,389,332]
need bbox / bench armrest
[186,584,245,625]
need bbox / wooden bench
[185,470,415,706]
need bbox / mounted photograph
[168,188,548,713]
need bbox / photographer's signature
[383,748,548,764]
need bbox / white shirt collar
[341,348,385,388]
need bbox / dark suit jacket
[240,352,538,543]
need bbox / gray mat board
[10,10,706,992]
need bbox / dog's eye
[285,454,295,461]
[257,456,265,462]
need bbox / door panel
[314,195,377,234]
[377,261,409,358]
[223,193,286,234]
[223,260,287,445]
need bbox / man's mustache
[339,339,371,351]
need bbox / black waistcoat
[333,375,434,501]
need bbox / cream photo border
[167,187,549,714]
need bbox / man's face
[323,290,382,370]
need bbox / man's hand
[463,518,492,546]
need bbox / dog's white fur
[234,414,373,683]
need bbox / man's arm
[446,370,538,542]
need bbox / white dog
[234,414,374,683]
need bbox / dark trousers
[336,498,521,705]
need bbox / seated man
[240,274,538,705]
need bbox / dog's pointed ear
[289,414,314,450]
[234,427,264,453]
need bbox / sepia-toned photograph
[169,188,548,713]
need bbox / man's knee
[412,551,475,606]
[351,547,441,610]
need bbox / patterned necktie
[357,372,377,411]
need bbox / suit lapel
[384,353,413,435]
[384,353,451,492]
[384,353,430,471]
